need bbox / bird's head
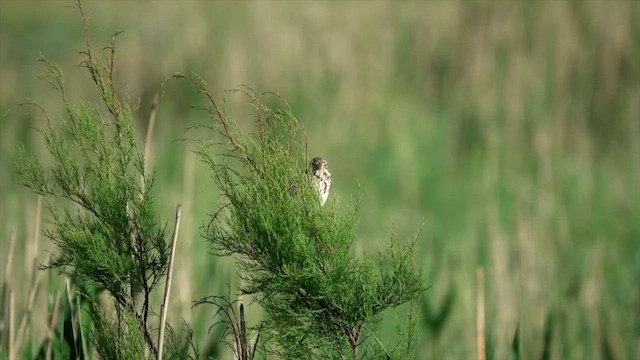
[310,157,328,172]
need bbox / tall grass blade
[511,323,520,360]
[541,310,554,360]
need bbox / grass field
[1,1,639,359]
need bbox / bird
[309,156,331,206]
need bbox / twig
[75,0,123,130]
[167,74,261,174]
[157,204,182,360]
[250,327,261,360]
[476,267,486,360]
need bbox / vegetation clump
[16,2,183,358]
[170,77,424,359]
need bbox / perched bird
[310,156,331,206]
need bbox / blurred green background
[1,1,639,359]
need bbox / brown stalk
[157,204,182,360]
[345,324,363,357]
[32,196,42,261]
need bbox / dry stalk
[0,229,17,337]
[142,93,159,187]
[3,229,16,286]
[13,197,44,355]
[13,260,45,354]
[45,289,63,360]
[30,196,42,278]
[157,204,182,360]
[8,290,15,360]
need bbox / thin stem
[476,267,486,360]
[158,204,182,360]
[13,259,44,354]
[8,290,14,360]
[14,199,44,355]
[2,228,16,295]
[142,93,159,188]
[64,278,81,358]
[45,289,63,360]
[240,303,247,360]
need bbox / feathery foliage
[15,1,172,358]
[170,78,424,358]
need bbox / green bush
[173,79,424,358]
